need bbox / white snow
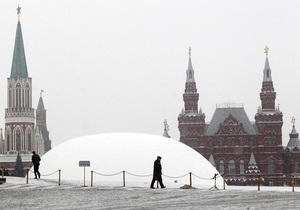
[1,176,299,210]
[36,133,223,188]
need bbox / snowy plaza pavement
[1,177,300,210]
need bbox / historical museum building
[178,47,300,186]
[0,8,52,175]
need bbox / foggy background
[0,1,299,147]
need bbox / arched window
[267,159,275,174]
[209,139,213,147]
[240,160,245,174]
[27,132,31,151]
[295,162,298,174]
[219,160,224,175]
[219,138,224,146]
[6,134,10,151]
[240,138,244,146]
[16,129,21,151]
[229,160,235,175]
[16,83,21,108]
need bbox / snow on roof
[38,133,223,188]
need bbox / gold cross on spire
[292,117,296,126]
[264,46,269,58]
[163,119,169,131]
[188,47,191,58]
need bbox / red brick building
[284,119,300,185]
[178,47,287,186]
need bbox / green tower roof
[10,20,28,78]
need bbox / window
[229,160,235,175]
[240,160,245,174]
[295,162,298,174]
[267,159,275,174]
[219,160,224,175]
[239,138,244,146]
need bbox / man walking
[150,156,165,189]
[32,151,41,179]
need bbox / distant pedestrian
[32,151,41,179]
[150,156,165,189]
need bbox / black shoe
[150,187,155,189]
[161,186,166,188]
[34,177,37,179]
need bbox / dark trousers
[34,165,40,178]
[150,175,164,188]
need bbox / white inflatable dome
[38,133,223,188]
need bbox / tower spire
[259,46,276,111]
[11,6,28,78]
[5,7,34,154]
[263,46,272,82]
[186,46,195,82]
[178,48,205,145]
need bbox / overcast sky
[0,1,300,147]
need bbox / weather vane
[164,119,169,131]
[17,5,21,21]
[292,117,296,126]
[40,90,44,96]
[188,47,192,58]
[264,46,269,58]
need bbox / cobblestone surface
[1,179,300,210]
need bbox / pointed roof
[208,154,216,166]
[206,106,257,135]
[263,58,272,82]
[249,152,257,165]
[199,107,203,115]
[162,130,170,138]
[186,47,195,83]
[246,152,261,174]
[37,96,45,111]
[287,125,300,149]
[263,46,272,82]
[10,20,28,78]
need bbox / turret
[5,6,35,154]
[255,46,283,145]
[178,47,205,145]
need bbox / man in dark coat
[32,151,41,179]
[150,156,165,189]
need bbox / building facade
[178,47,289,186]
[284,119,300,184]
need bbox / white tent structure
[38,133,223,188]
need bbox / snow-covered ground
[1,177,300,210]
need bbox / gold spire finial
[188,47,191,58]
[264,46,269,58]
[163,119,169,132]
[17,5,21,21]
[292,117,296,126]
[40,90,44,97]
